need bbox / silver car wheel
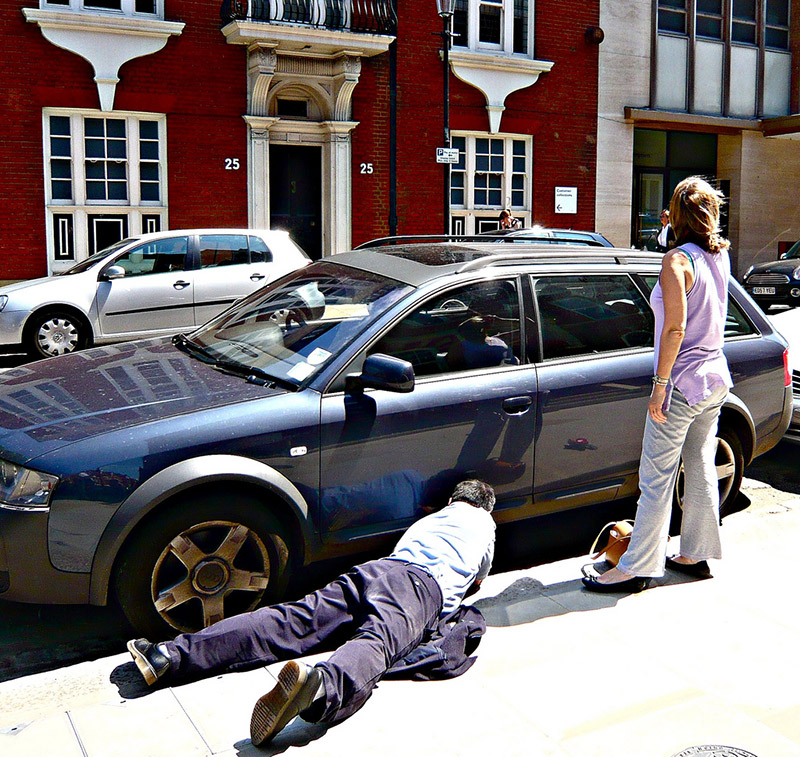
[36,316,80,356]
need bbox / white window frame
[39,0,164,19]
[449,131,532,233]
[42,108,168,273]
[454,0,533,57]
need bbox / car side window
[534,275,654,360]
[638,274,756,338]
[199,234,249,268]
[114,237,189,276]
[370,279,521,378]
[249,236,273,264]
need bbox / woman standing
[583,177,733,593]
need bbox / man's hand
[649,384,668,423]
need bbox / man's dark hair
[450,480,495,512]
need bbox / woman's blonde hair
[669,176,730,254]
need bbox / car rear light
[784,348,791,387]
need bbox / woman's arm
[649,250,694,423]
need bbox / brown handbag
[590,520,634,566]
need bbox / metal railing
[220,0,397,34]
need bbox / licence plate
[752,287,776,295]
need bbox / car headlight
[793,265,800,280]
[742,266,754,280]
[0,295,7,312]
[0,459,58,510]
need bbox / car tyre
[113,490,293,638]
[672,426,745,530]
[25,310,88,358]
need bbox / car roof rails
[354,234,562,249]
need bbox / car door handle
[502,396,532,414]
[173,280,191,289]
[250,273,266,281]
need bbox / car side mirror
[102,265,126,280]
[345,353,415,394]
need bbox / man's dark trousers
[163,558,443,724]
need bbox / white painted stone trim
[448,50,553,133]
[22,8,184,111]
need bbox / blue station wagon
[0,242,791,635]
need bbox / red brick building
[1,0,600,278]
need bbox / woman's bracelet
[652,375,669,386]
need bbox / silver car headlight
[0,295,7,312]
[0,459,58,510]
[793,265,800,280]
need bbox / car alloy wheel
[150,519,271,633]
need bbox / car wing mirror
[102,265,126,280]
[345,353,415,394]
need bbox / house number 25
[225,158,240,170]
[360,163,374,174]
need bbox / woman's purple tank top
[651,242,733,407]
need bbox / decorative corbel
[247,43,278,117]
[332,54,362,122]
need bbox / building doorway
[631,129,718,248]
[270,144,322,260]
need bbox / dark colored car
[478,226,614,247]
[741,241,800,308]
[0,243,791,637]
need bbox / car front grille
[793,369,800,397]
[747,273,790,286]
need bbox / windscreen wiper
[212,358,298,391]
[172,333,216,363]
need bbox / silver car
[0,229,311,358]
[768,307,800,442]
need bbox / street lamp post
[436,0,455,235]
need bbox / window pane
[140,183,160,201]
[512,174,524,190]
[732,22,756,42]
[199,235,249,268]
[476,154,489,171]
[513,140,525,155]
[732,0,756,19]
[453,0,468,47]
[86,182,105,200]
[479,3,502,44]
[140,142,159,160]
[134,0,156,12]
[488,189,502,205]
[696,17,722,37]
[697,0,721,11]
[106,119,126,138]
[370,278,520,377]
[490,140,503,154]
[451,189,464,205]
[766,0,789,25]
[765,27,789,47]
[140,163,159,181]
[490,156,503,171]
[108,182,127,200]
[85,0,122,7]
[476,138,489,153]
[140,121,158,140]
[489,174,501,188]
[51,160,71,179]
[660,0,685,7]
[52,180,72,200]
[86,162,105,179]
[50,116,70,135]
[513,0,528,54]
[725,297,756,337]
[85,118,104,137]
[108,140,127,159]
[511,190,524,206]
[658,9,686,32]
[51,136,71,157]
[85,139,105,158]
[249,236,273,263]
[534,275,654,360]
[107,162,127,179]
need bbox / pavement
[2,477,800,757]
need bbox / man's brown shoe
[250,661,323,746]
